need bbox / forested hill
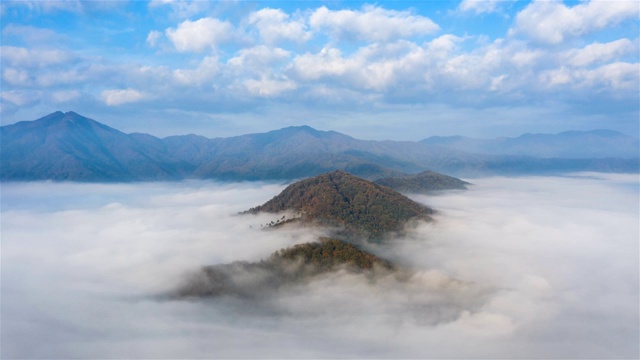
[375,171,471,193]
[177,238,395,298]
[244,170,433,241]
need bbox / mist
[2,174,638,359]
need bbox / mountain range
[422,130,640,159]
[1,111,638,182]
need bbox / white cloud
[1,24,62,44]
[172,56,220,86]
[6,0,83,14]
[309,5,439,42]
[426,34,464,59]
[146,30,162,47]
[2,68,31,86]
[247,8,311,44]
[0,46,75,68]
[148,0,211,20]
[50,90,80,103]
[101,88,147,106]
[226,46,296,97]
[458,0,501,14]
[290,37,461,92]
[1,175,638,358]
[291,47,351,80]
[539,61,639,91]
[227,45,291,70]
[0,90,41,106]
[512,0,639,44]
[165,17,234,52]
[244,76,297,97]
[580,62,639,91]
[563,38,636,67]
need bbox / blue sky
[1,0,638,140]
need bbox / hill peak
[266,125,350,140]
[244,170,433,241]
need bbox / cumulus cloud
[512,0,639,44]
[1,175,638,358]
[244,76,297,97]
[172,56,220,86]
[290,41,434,91]
[227,45,291,72]
[247,8,311,44]
[539,61,639,91]
[562,38,636,67]
[1,3,637,131]
[309,5,439,42]
[101,88,147,105]
[165,17,234,52]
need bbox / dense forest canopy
[244,170,434,240]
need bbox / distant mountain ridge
[422,130,639,159]
[1,111,638,181]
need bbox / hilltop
[177,238,396,298]
[244,170,433,241]
[375,171,471,193]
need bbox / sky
[0,0,638,140]
[2,174,638,358]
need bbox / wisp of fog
[1,174,638,359]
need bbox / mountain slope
[1,111,182,180]
[177,237,396,298]
[244,170,433,240]
[375,171,471,193]
[2,111,638,182]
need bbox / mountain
[422,130,640,159]
[243,170,433,241]
[375,171,471,193]
[2,111,638,182]
[0,111,186,181]
[0,112,428,181]
[176,237,395,298]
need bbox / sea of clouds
[1,174,638,359]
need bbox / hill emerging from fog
[2,112,638,182]
[244,170,433,241]
[375,171,471,193]
[177,238,396,298]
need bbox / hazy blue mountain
[422,130,639,159]
[1,111,638,182]
[0,111,184,181]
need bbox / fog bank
[2,174,638,358]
